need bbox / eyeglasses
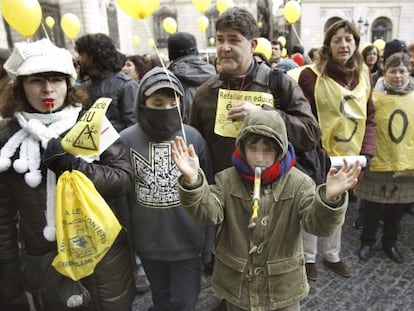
[24,76,67,86]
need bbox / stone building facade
[298,0,414,52]
[0,0,413,58]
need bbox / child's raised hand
[171,136,200,185]
[325,159,361,202]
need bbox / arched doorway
[371,17,392,42]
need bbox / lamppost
[357,17,369,36]
[257,0,271,38]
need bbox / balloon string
[199,14,210,64]
[291,24,304,47]
[40,22,50,41]
[142,19,187,144]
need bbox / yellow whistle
[251,167,262,220]
[251,201,259,220]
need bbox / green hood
[236,109,288,162]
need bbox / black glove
[43,138,79,176]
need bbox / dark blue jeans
[141,257,202,311]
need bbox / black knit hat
[292,44,304,55]
[383,39,408,61]
[167,32,198,61]
[139,67,183,99]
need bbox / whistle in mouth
[43,98,54,110]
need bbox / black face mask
[139,106,182,141]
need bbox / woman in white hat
[0,39,136,311]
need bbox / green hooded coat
[178,109,349,310]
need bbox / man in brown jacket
[189,7,320,175]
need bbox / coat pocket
[213,247,247,299]
[267,254,307,302]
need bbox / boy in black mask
[119,67,214,310]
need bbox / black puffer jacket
[82,71,138,132]
[0,116,137,310]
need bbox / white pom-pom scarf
[0,105,82,241]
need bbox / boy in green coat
[171,109,361,311]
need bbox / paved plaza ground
[133,200,414,310]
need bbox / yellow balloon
[147,38,155,48]
[192,0,211,14]
[277,36,286,48]
[254,37,272,61]
[61,13,81,40]
[45,16,55,29]
[132,35,140,47]
[163,17,177,35]
[1,0,42,37]
[281,48,287,58]
[284,1,301,24]
[197,16,209,32]
[116,0,160,19]
[217,0,234,14]
[373,39,386,51]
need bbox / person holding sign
[355,53,414,263]
[171,109,361,311]
[0,39,136,311]
[189,7,320,175]
[298,19,377,280]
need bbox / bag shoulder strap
[269,68,284,109]
[254,63,285,109]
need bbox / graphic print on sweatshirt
[131,142,181,208]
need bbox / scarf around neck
[326,59,358,90]
[139,106,183,141]
[231,142,296,186]
[0,104,82,241]
[0,105,82,184]
[376,77,414,95]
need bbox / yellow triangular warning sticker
[72,124,99,151]
[62,97,112,157]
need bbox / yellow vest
[371,91,414,171]
[287,65,308,82]
[311,65,370,156]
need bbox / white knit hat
[4,38,77,85]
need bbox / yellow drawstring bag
[52,170,121,281]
